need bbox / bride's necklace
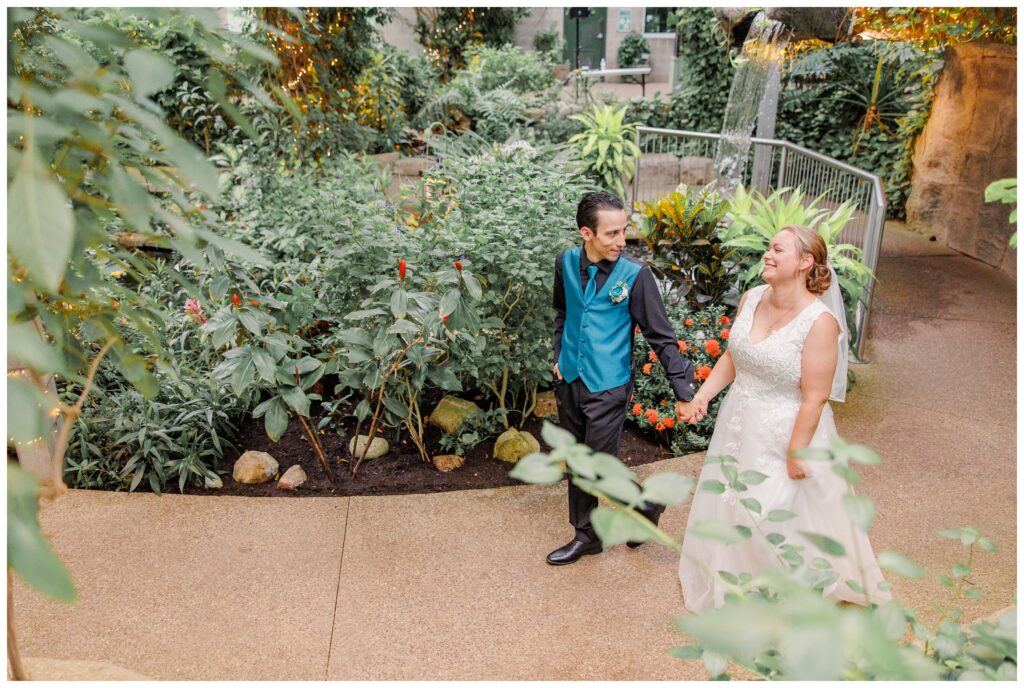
[765,292,803,334]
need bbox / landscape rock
[232,450,279,484]
[393,156,436,177]
[348,435,389,460]
[678,156,714,187]
[430,395,482,434]
[636,153,681,200]
[493,429,541,464]
[278,465,307,490]
[204,474,223,489]
[432,454,465,473]
[533,390,558,418]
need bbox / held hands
[676,396,709,425]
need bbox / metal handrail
[631,126,886,361]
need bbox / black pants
[554,376,665,543]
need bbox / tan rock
[432,454,465,473]
[278,465,307,490]
[534,390,558,418]
[493,429,541,464]
[232,450,279,484]
[348,435,389,460]
[394,156,436,177]
[430,396,482,434]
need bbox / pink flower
[184,298,206,324]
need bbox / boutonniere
[609,280,629,304]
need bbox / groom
[548,191,698,565]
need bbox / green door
[563,8,607,70]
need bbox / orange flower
[645,409,660,424]
[705,339,721,357]
[720,315,730,325]
[648,350,658,363]
[634,325,641,335]
[677,339,688,353]
[655,422,666,431]
[695,364,712,381]
[721,329,730,341]
[662,417,675,429]
[642,363,652,375]
[660,399,669,407]
[684,318,694,327]
[632,403,643,416]
[701,318,709,324]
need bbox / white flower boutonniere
[609,280,629,304]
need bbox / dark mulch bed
[180,406,675,499]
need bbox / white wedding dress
[679,284,890,612]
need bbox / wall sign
[617,9,632,32]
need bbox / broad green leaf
[591,507,652,547]
[252,348,277,383]
[640,472,694,506]
[8,463,76,602]
[8,321,65,375]
[699,479,726,494]
[766,509,796,522]
[195,228,271,266]
[264,397,289,441]
[438,289,460,318]
[740,497,762,514]
[738,469,768,485]
[7,377,57,444]
[876,552,925,577]
[125,49,175,98]
[390,288,408,319]
[668,645,703,660]
[801,532,846,557]
[688,519,749,544]
[8,150,74,292]
[593,475,641,505]
[280,384,310,416]
[508,452,562,485]
[540,421,575,450]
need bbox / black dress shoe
[546,538,603,565]
[627,507,663,549]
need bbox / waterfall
[712,12,790,194]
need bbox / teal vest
[558,247,643,392]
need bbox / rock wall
[905,42,1016,275]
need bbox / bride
[678,225,890,612]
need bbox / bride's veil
[818,264,849,402]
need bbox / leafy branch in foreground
[511,421,1015,681]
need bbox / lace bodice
[729,284,832,405]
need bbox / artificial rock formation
[906,42,1017,275]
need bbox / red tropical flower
[677,339,688,353]
[231,293,240,307]
[399,258,407,280]
[720,315,730,325]
[631,403,643,416]
[705,339,721,357]
[695,364,713,381]
[648,350,658,363]
[455,260,462,271]
[645,408,660,424]
[721,329,730,341]
[642,363,652,375]
[655,422,666,431]
[684,318,694,327]
[662,417,675,430]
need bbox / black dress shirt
[553,249,696,402]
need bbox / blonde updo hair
[778,225,831,295]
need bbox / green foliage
[617,32,650,82]
[533,24,562,56]
[437,408,509,457]
[568,104,643,198]
[719,186,874,344]
[467,44,556,93]
[853,7,1017,49]
[985,178,1017,248]
[628,303,731,455]
[414,7,531,80]
[672,8,736,132]
[353,49,411,150]
[513,425,1016,681]
[8,463,76,602]
[635,187,737,307]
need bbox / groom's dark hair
[576,191,624,232]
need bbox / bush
[465,44,556,93]
[617,31,650,82]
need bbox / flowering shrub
[629,303,732,455]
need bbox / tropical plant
[616,31,650,82]
[533,24,562,57]
[511,423,1015,681]
[568,104,643,198]
[414,7,531,80]
[466,43,556,93]
[984,178,1017,248]
[634,186,738,307]
[719,186,874,345]
[353,49,410,150]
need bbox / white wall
[380,7,424,56]
[606,7,675,82]
[514,7,564,53]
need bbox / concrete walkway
[13,224,1016,680]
